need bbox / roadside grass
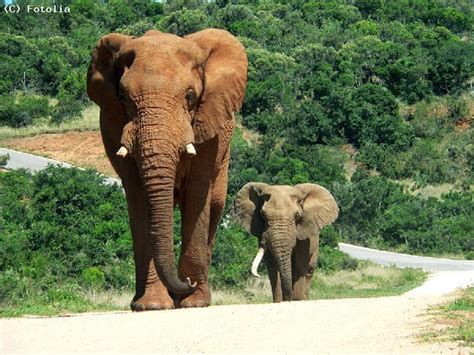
[0,288,126,318]
[311,263,427,299]
[0,262,426,317]
[0,105,99,141]
[213,262,427,305]
[422,287,473,347]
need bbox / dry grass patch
[82,289,134,310]
[213,262,426,305]
[312,263,426,299]
[1,130,117,177]
[212,278,273,306]
[422,287,473,347]
[0,105,100,141]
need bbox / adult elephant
[233,183,339,302]
[87,29,247,311]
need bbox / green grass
[0,105,99,141]
[213,262,427,305]
[0,288,126,318]
[311,263,427,299]
[0,262,426,317]
[422,287,474,347]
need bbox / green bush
[0,166,132,306]
[210,223,258,289]
[320,225,339,248]
[333,175,473,256]
[0,94,50,127]
[318,246,358,272]
[0,154,9,167]
[51,96,83,124]
[81,267,106,289]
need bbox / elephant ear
[294,183,339,241]
[185,29,248,144]
[233,182,269,238]
[87,33,134,113]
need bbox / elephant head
[87,29,247,295]
[233,183,339,301]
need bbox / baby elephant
[233,182,339,302]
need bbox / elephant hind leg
[292,239,311,301]
[303,251,318,300]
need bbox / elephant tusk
[185,143,196,156]
[116,146,128,158]
[186,277,197,288]
[251,247,265,277]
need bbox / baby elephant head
[233,182,339,301]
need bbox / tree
[429,39,474,95]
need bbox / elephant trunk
[136,119,195,295]
[267,223,294,302]
[274,251,293,301]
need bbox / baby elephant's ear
[294,183,339,240]
[233,182,269,238]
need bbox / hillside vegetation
[2,0,471,255]
[0,0,472,314]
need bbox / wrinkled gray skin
[233,182,339,302]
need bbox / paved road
[339,243,474,272]
[0,147,121,186]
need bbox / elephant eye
[185,89,196,110]
[295,210,302,220]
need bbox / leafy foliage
[0,167,133,307]
[332,175,474,255]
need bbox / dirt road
[2,273,472,354]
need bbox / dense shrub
[318,246,358,272]
[0,167,131,305]
[210,223,258,289]
[332,175,473,256]
[0,154,9,167]
[0,94,50,127]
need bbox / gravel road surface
[1,292,470,354]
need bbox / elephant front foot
[178,282,211,308]
[131,282,175,312]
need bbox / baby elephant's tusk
[186,277,197,288]
[116,146,128,158]
[185,143,196,156]
[251,247,265,278]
